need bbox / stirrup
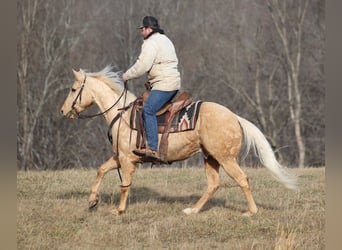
[133,148,163,162]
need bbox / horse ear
[72,69,83,81]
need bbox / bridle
[70,73,128,119]
[70,74,86,115]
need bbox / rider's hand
[122,73,127,81]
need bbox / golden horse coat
[60,66,297,216]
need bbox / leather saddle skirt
[130,92,202,133]
[129,91,203,159]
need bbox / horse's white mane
[80,65,124,88]
[79,65,136,101]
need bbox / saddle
[130,90,194,162]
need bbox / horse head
[60,69,95,119]
[61,66,137,120]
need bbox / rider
[122,16,181,161]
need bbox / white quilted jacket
[124,33,181,91]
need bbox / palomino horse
[60,66,297,216]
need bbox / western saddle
[131,89,193,162]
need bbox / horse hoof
[183,208,192,214]
[88,200,98,209]
[182,208,199,215]
[110,208,123,215]
[242,211,256,217]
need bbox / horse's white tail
[237,116,298,190]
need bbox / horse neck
[90,79,136,125]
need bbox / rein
[71,74,128,119]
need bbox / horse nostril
[61,110,64,114]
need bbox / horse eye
[71,88,76,92]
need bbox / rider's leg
[143,90,177,151]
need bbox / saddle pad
[130,100,203,133]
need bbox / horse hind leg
[89,156,119,209]
[220,158,258,216]
[183,156,220,215]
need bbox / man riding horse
[122,16,180,161]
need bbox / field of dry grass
[17,166,324,249]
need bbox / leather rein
[71,74,128,119]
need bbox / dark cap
[138,16,160,29]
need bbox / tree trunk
[267,0,309,167]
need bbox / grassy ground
[17,167,324,249]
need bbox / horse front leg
[110,156,136,215]
[89,156,119,209]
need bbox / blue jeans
[143,90,178,151]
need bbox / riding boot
[133,148,161,161]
